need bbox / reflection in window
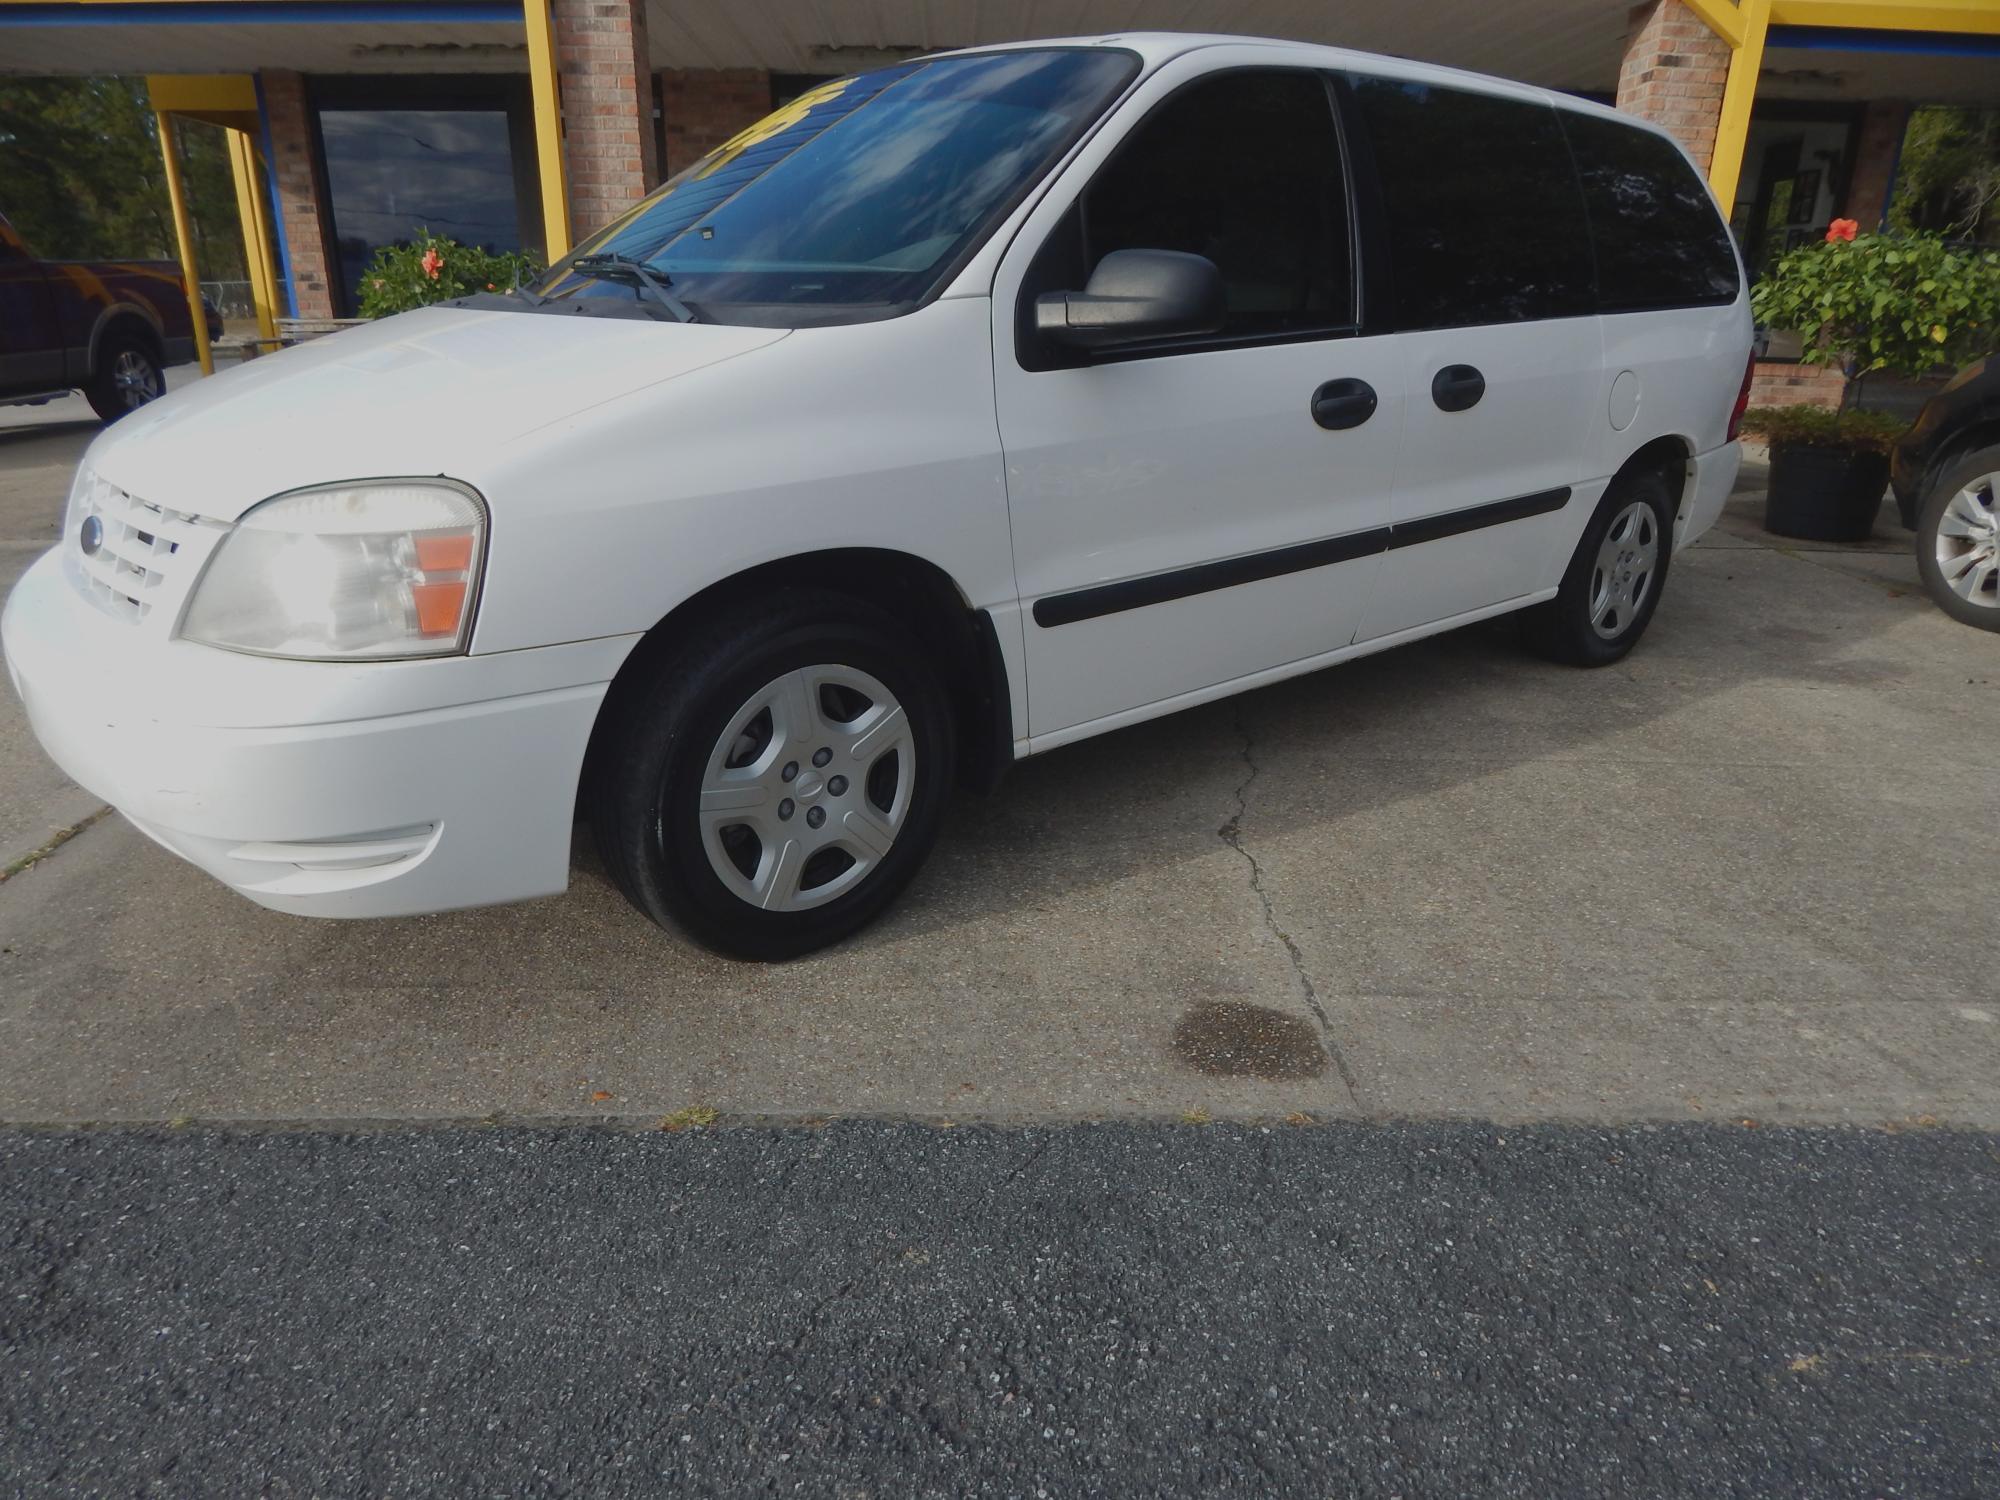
[319,109,523,314]
[1347,77,1595,330]
[1563,112,1740,312]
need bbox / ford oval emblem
[79,515,103,557]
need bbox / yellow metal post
[225,128,280,348]
[1707,0,1771,213]
[153,111,213,376]
[523,0,572,260]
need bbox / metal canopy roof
[0,0,1993,103]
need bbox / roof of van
[925,31,1651,136]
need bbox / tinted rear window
[1560,111,1741,312]
[1345,76,1594,330]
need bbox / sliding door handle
[1431,364,1486,412]
[1311,377,1378,431]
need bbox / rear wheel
[1914,448,2000,632]
[1526,469,1676,666]
[589,592,955,959]
[85,335,163,423]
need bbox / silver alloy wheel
[1589,499,1660,640]
[112,349,161,409]
[1934,471,2000,610]
[697,664,915,913]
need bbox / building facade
[2,0,1995,402]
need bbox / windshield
[535,48,1137,326]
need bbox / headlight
[181,480,486,660]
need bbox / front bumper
[3,548,637,918]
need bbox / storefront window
[312,79,537,316]
[1731,111,1859,283]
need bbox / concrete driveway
[3,399,1995,1127]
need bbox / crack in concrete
[0,805,112,885]
[1218,713,1362,1111]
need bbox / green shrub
[1749,226,2000,379]
[355,230,542,318]
[1737,404,1907,454]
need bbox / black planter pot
[1764,443,1889,542]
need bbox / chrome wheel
[111,349,161,409]
[1934,472,2000,610]
[1589,500,1659,640]
[697,664,914,913]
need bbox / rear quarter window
[1343,75,1595,331]
[1559,111,1742,312]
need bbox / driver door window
[1082,70,1355,340]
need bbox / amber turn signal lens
[415,533,476,573]
[412,581,469,636]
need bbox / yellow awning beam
[225,129,281,348]
[146,74,284,376]
[151,110,213,377]
[1710,0,1771,211]
[1685,0,2000,209]
[523,0,572,261]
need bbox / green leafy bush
[355,230,541,318]
[1737,404,1907,454]
[1749,225,2000,378]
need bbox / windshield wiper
[567,252,699,323]
[507,261,547,307]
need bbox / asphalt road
[6,1120,1997,1498]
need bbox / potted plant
[1749,221,2000,541]
[1738,404,1907,541]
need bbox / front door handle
[1431,364,1486,412]
[1311,377,1377,431]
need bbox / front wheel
[1913,448,2000,632]
[1525,470,1676,666]
[588,592,955,959]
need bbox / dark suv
[1891,356,2000,632]
[0,210,220,423]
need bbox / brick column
[258,70,337,321]
[659,69,772,175]
[1615,0,1731,173]
[554,0,659,238]
[1843,99,1911,232]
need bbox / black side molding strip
[1032,526,1390,628]
[1385,485,1571,550]
[1031,486,1571,629]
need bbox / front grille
[68,469,227,631]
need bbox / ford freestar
[3,34,1753,958]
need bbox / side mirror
[1034,248,1225,351]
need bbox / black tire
[1913,446,2000,633]
[1525,468,1677,666]
[587,590,956,960]
[84,333,164,423]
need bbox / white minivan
[4,34,1752,958]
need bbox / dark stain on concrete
[1173,1001,1330,1081]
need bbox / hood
[87,305,789,521]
